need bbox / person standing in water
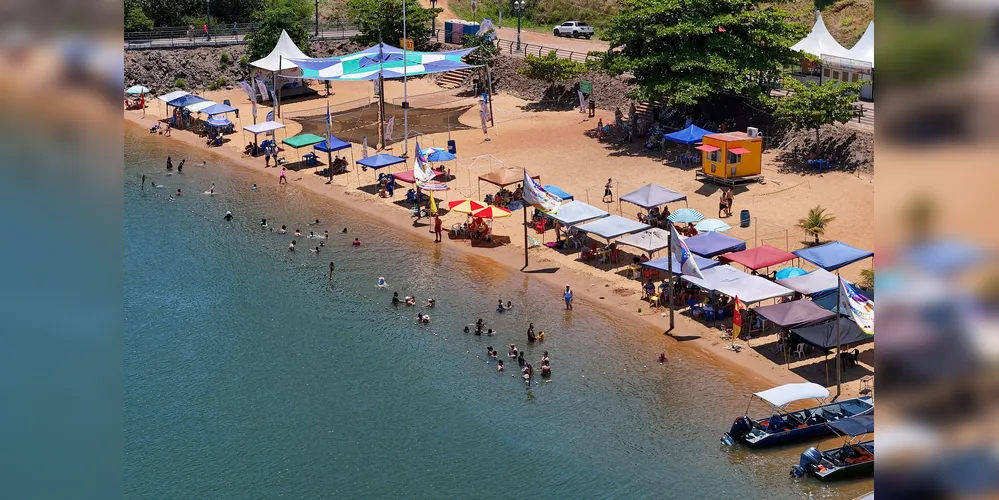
[527,323,536,343]
[564,285,573,310]
[141,174,145,190]
[328,262,335,281]
[166,157,173,170]
[177,159,185,173]
[223,211,233,221]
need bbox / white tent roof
[186,100,217,113]
[681,264,795,303]
[845,22,874,66]
[776,268,841,296]
[790,11,852,60]
[546,201,608,226]
[617,228,671,254]
[244,121,287,135]
[250,30,309,72]
[157,90,189,103]
[754,382,830,407]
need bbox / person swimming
[176,188,183,196]
[279,225,287,233]
[490,349,498,360]
[486,328,495,336]
[223,211,233,221]
[323,230,329,239]
[506,300,514,310]
[261,218,268,227]
[340,228,348,233]
[252,184,257,191]
[377,277,386,288]
[177,159,185,173]
[206,183,215,195]
[475,318,485,334]
[424,298,435,307]
[309,219,321,226]
[537,331,545,341]
[288,240,296,251]
[352,238,360,246]
[496,299,505,313]
[463,325,470,334]
[405,296,416,306]
[517,351,526,367]
[311,246,320,253]
[508,345,518,358]
[497,360,504,373]
[392,292,400,305]
[320,241,324,247]
[168,194,174,201]
[295,229,302,236]
[418,313,430,324]
[308,231,315,238]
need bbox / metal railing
[431,30,597,63]
[124,21,358,50]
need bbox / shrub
[239,55,249,67]
[173,79,186,89]
[219,52,231,66]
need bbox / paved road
[493,26,609,54]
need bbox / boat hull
[730,396,874,449]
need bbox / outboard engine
[722,416,753,445]
[790,446,822,478]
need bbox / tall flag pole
[521,169,562,269]
[325,101,334,180]
[666,221,675,333]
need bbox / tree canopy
[463,31,500,68]
[600,0,809,106]
[519,50,587,97]
[125,6,155,32]
[772,77,862,146]
[348,0,442,49]
[245,6,313,62]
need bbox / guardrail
[431,30,596,63]
[124,22,358,50]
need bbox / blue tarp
[663,124,714,144]
[620,183,687,209]
[546,201,607,226]
[643,254,720,275]
[314,137,352,152]
[356,153,405,170]
[683,231,747,258]
[794,241,874,271]
[166,94,208,108]
[576,215,650,240]
[200,103,238,115]
[544,185,573,201]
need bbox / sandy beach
[125,75,874,398]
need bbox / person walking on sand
[718,189,728,218]
[328,261,335,281]
[564,285,573,310]
[433,215,442,243]
[603,178,613,203]
[279,167,287,184]
[724,188,734,218]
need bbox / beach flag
[732,296,744,339]
[266,109,274,122]
[413,140,433,183]
[362,136,369,158]
[239,80,254,101]
[429,191,438,215]
[325,101,332,146]
[522,169,562,214]
[252,101,257,118]
[839,277,874,334]
[577,90,586,114]
[670,224,704,279]
[256,79,268,100]
[386,116,395,141]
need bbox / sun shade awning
[791,316,874,349]
[545,201,608,226]
[479,167,537,188]
[289,43,478,81]
[244,121,286,135]
[393,168,444,183]
[543,185,573,201]
[663,124,714,144]
[828,415,875,437]
[314,136,352,152]
[186,100,217,113]
[620,183,687,209]
[720,245,797,270]
[643,254,720,275]
[681,264,794,303]
[754,382,830,407]
[282,134,326,149]
[728,147,751,154]
[753,300,836,329]
[617,228,670,253]
[356,153,406,169]
[794,241,874,271]
[199,103,239,115]
[776,268,841,296]
[695,144,720,152]
[575,215,650,240]
[166,94,208,108]
[683,232,747,258]
[157,90,189,103]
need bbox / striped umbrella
[125,85,150,95]
[447,199,487,214]
[418,181,450,191]
[667,208,705,224]
[775,267,807,279]
[471,206,511,219]
[206,116,232,127]
[694,218,731,232]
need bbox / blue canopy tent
[314,136,354,177]
[664,124,714,144]
[199,103,238,115]
[813,286,875,314]
[357,153,405,170]
[683,231,747,258]
[794,241,874,271]
[164,94,208,128]
[576,215,650,241]
[544,185,573,201]
[643,254,720,275]
[546,201,608,226]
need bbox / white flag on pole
[578,90,586,113]
[362,136,369,158]
[385,116,395,141]
[839,277,874,334]
[522,169,561,213]
[256,79,268,100]
[670,225,704,279]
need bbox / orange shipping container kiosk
[696,131,763,184]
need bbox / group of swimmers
[486,346,552,386]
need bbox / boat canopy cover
[754,382,829,407]
[828,415,875,437]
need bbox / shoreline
[124,111,822,397]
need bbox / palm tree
[860,268,874,288]
[797,205,836,245]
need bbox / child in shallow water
[497,360,504,373]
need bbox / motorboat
[721,382,873,448]
[791,415,875,481]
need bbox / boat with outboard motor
[721,382,874,448]
[791,415,875,481]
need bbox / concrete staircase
[435,68,474,90]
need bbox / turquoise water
[124,125,869,499]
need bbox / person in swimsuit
[517,352,526,367]
[166,157,173,170]
[295,229,302,236]
[603,178,613,203]
[208,184,215,195]
[279,167,287,184]
[329,262,335,281]
[177,159,185,173]
[658,352,667,363]
[718,190,728,218]
[497,360,504,373]
[252,184,257,191]
[279,225,287,233]
[496,299,505,313]
[176,189,183,196]
[288,240,296,251]
[508,344,517,358]
[724,188,734,217]
[564,285,573,310]
[392,292,401,305]
[476,319,485,334]
[540,351,549,365]
[463,326,470,334]
[425,298,435,307]
[324,230,329,239]
[340,228,348,233]
[540,360,551,377]
[527,323,536,343]
[352,238,360,246]
[223,211,233,221]
[506,300,513,310]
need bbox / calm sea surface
[124,124,871,499]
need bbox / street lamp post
[205,0,211,41]
[315,0,320,36]
[430,0,437,39]
[514,0,525,52]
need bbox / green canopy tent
[281,134,326,170]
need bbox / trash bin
[740,210,751,228]
[447,139,456,154]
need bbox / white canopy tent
[845,22,874,66]
[790,11,853,60]
[249,30,309,72]
[186,100,217,113]
[681,264,794,304]
[244,121,286,135]
[157,90,189,103]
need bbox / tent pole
[666,220,675,334]
[402,0,409,157]
[523,175,529,269]
[277,56,282,118]
[486,66,495,127]
[835,271,842,399]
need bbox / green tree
[518,50,587,98]
[245,6,313,62]
[796,205,836,245]
[463,31,500,69]
[348,0,441,49]
[125,6,155,32]
[772,77,863,148]
[859,268,874,289]
[600,0,809,106]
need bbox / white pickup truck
[552,21,594,39]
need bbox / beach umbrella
[667,208,705,224]
[447,199,487,214]
[775,267,807,279]
[125,85,150,95]
[425,148,457,162]
[418,181,450,191]
[207,116,232,127]
[471,205,511,219]
[695,218,731,232]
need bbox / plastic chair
[793,343,806,359]
[704,307,716,322]
[649,295,661,310]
